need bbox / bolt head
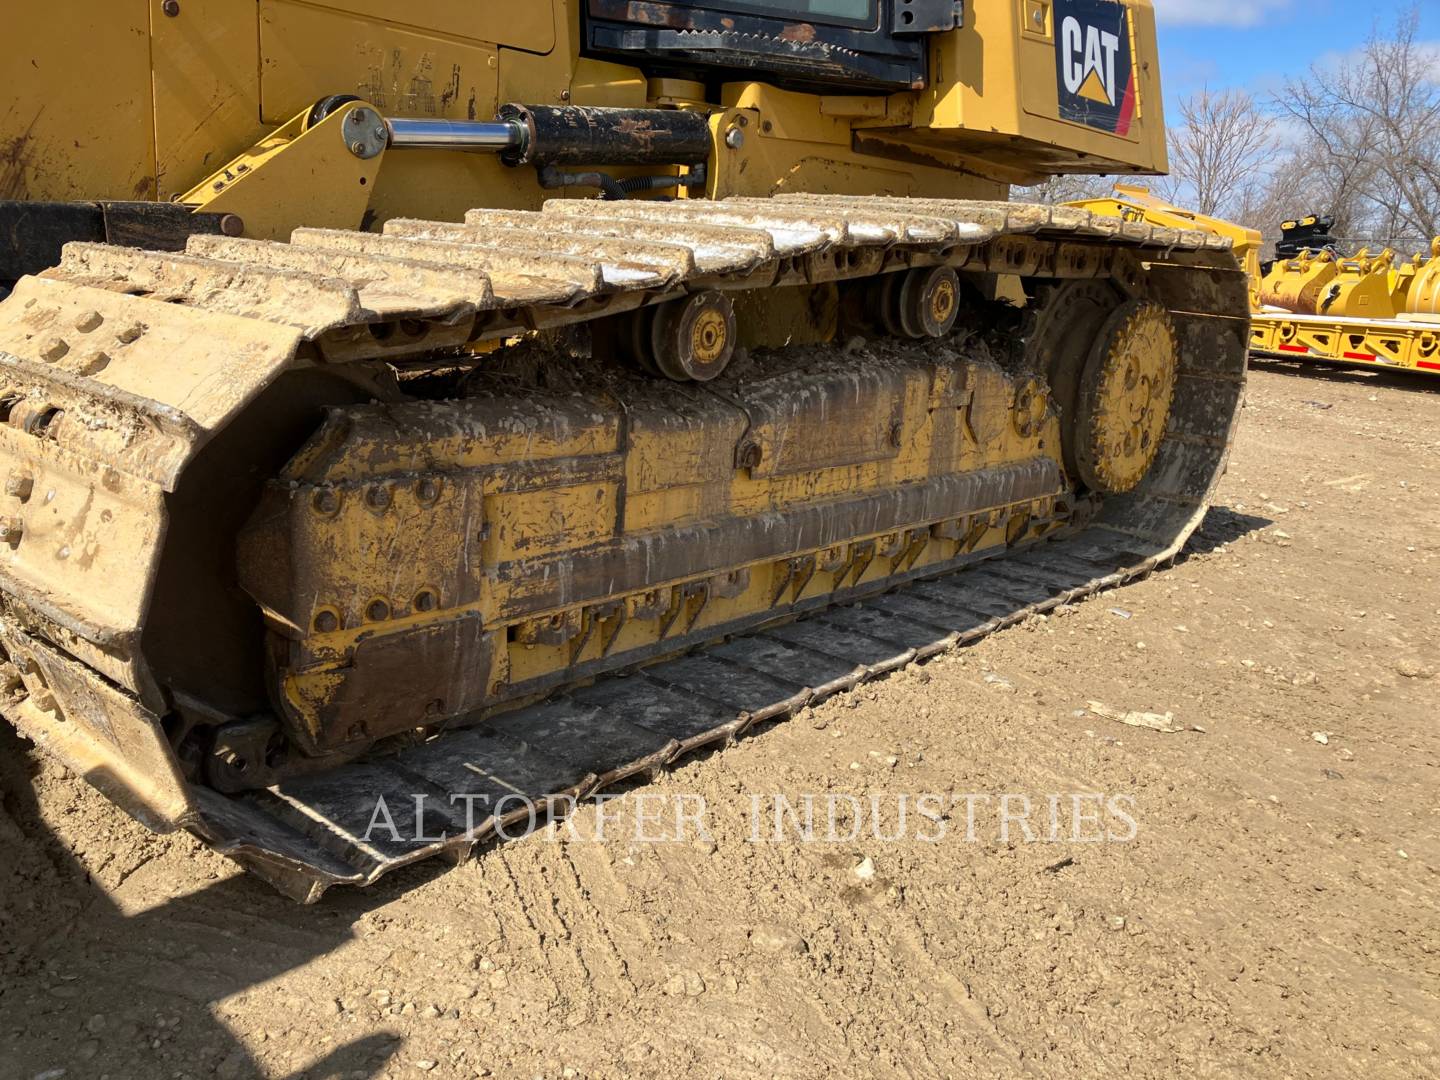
[311,488,341,516]
[724,128,745,150]
[162,0,180,15]
[76,349,111,377]
[38,337,69,363]
[0,517,23,544]
[5,472,34,501]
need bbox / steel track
[0,196,1250,900]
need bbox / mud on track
[3,361,1438,1079]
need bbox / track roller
[898,266,962,338]
[649,291,737,382]
[872,267,962,340]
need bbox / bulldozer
[0,0,1249,900]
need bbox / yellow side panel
[920,0,1167,176]
[0,3,155,201]
[314,0,555,54]
[259,1,535,125]
[152,0,266,200]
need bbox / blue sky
[1154,0,1440,115]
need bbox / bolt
[162,0,180,15]
[38,337,69,363]
[366,599,391,622]
[414,590,437,613]
[6,472,33,501]
[349,141,367,156]
[737,441,762,470]
[372,125,387,142]
[724,128,745,150]
[889,420,905,448]
[219,214,245,237]
[76,349,111,376]
[0,517,23,544]
[73,311,103,333]
[313,610,339,634]
[416,477,441,503]
[365,485,391,510]
[117,323,145,344]
[311,488,341,516]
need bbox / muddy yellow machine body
[0,1,1250,898]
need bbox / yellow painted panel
[152,0,267,199]
[260,1,502,124]
[1,3,154,201]
[920,0,1166,175]
[485,484,618,562]
[305,0,556,54]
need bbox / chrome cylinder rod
[384,118,527,153]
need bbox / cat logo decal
[1054,0,1136,136]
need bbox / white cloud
[1153,0,1296,28]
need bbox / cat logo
[1053,0,1136,137]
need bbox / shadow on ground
[0,503,1276,1079]
[1179,505,1274,562]
[0,725,405,1080]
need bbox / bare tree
[1155,88,1276,219]
[1274,6,1440,247]
[1015,174,1117,205]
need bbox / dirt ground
[2,359,1438,1080]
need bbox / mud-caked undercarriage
[0,196,1248,899]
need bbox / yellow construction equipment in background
[1070,184,1264,308]
[1081,189,1440,377]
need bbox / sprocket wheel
[1072,299,1178,494]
